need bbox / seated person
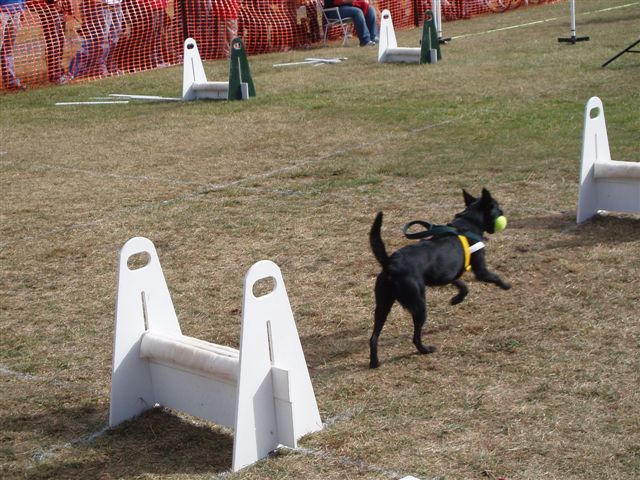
[324,0,377,46]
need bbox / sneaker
[360,40,376,47]
[56,74,72,84]
[6,81,26,90]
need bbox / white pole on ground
[558,0,589,44]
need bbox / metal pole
[558,0,589,44]
[434,0,450,44]
[602,38,640,68]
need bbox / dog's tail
[370,212,390,268]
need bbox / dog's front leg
[473,265,511,290]
[450,279,469,305]
[470,253,511,290]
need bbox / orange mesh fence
[1,0,563,90]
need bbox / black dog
[369,188,511,368]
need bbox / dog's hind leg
[398,285,437,356]
[370,274,395,369]
[450,279,468,305]
[410,302,437,355]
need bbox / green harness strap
[402,220,485,277]
[402,220,483,244]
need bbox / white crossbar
[191,81,230,100]
[140,331,239,382]
[382,47,421,63]
[576,96,640,223]
[109,237,322,471]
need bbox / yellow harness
[457,235,486,275]
[457,235,472,273]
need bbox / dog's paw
[369,360,380,369]
[418,345,437,355]
[500,281,512,290]
[450,294,466,305]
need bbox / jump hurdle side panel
[233,260,322,472]
[228,38,256,100]
[378,9,399,62]
[110,237,181,427]
[183,38,209,101]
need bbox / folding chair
[317,0,354,46]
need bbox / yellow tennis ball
[494,216,507,233]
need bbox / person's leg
[98,4,111,74]
[51,10,66,80]
[365,6,377,42]
[1,12,22,88]
[224,18,237,58]
[105,5,123,73]
[39,5,64,82]
[327,6,371,45]
[150,10,164,65]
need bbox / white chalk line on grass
[208,406,429,479]
[1,364,110,464]
[0,158,212,188]
[451,2,640,40]
[0,364,102,394]
[0,118,455,249]
[31,426,111,463]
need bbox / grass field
[1,1,639,478]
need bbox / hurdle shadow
[513,212,640,251]
[18,407,234,478]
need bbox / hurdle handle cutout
[126,251,151,271]
[251,275,277,298]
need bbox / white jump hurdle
[109,237,322,471]
[576,97,640,224]
[378,9,440,64]
[182,37,255,101]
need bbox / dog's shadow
[302,325,451,375]
[301,327,368,364]
[14,407,234,478]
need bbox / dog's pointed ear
[462,189,476,206]
[480,188,493,206]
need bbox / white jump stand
[378,9,439,64]
[109,237,322,471]
[182,38,254,101]
[576,97,640,223]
